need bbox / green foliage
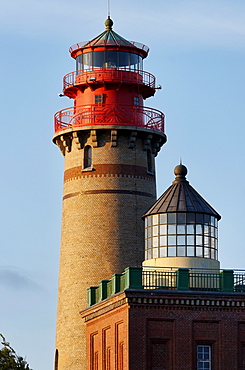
[0,334,32,370]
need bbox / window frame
[133,96,140,106]
[147,149,154,174]
[83,145,93,170]
[197,345,212,370]
[95,94,104,106]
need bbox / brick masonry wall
[84,298,129,370]
[82,290,245,370]
[55,127,164,370]
[128,291,245,370]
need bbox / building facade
[82,288,245,370]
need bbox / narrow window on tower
[147,149,154,174]
[134,96,139,106]
[95,94,104,106]
[84,145,92,169]
[197,345,211,370]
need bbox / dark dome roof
[143,164,221,220]
[86,17,133,47]
[69,17,149,57]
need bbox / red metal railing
[63,68,156,90]
[54,105,164,134]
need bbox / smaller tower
[143,164,221,270]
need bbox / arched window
[147,150,153,173]
[84,145,92,169]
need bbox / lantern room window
[76,50,143,71]
[144,213,218,261]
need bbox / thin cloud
[121,2,245,49]
[0,267,43,292]
[163,8,245,48]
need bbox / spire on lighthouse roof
[84,17,134,47]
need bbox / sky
[0,0,244,368]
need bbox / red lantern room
[54,17,166,136]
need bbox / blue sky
[0,1,244,368]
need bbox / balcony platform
[54,104,165,135]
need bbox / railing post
[87,286,98,306]
[112,273,123,294]
[176,268,189,290]
[99,280,110,301]
[120,273,126,291]
[124,267,143,289]
[220,270,234,292]
[107,280,112,298]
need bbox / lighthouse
[53,18,166,369]
[143,163,221,271]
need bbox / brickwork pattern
[151,340,169,370]
[64,164,155,182]
[82,294,129,370]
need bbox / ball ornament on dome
[173,163,188,183]
[174,164,188,177]
[105,17,113,30]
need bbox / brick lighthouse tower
[53,17,166,369]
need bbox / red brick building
[82,287,245,370]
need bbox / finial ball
[105,17,113,30]
[174,164,188,177]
